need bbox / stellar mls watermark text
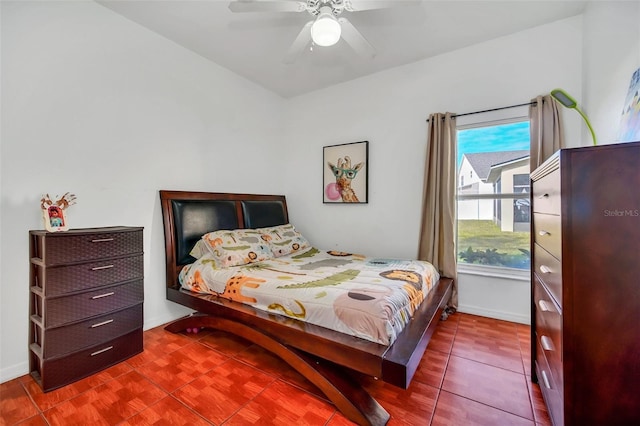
[603,209,639,217]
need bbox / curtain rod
[426,100,539,122]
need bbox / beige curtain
[418,112,458,310]
[530,95,564,170]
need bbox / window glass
[457,120,531,270]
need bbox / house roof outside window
[461,150,529,182]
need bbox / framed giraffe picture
[323,141,368,204]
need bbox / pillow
[200,228,273,268]
[257,224,310,257]
[189,239,210,260]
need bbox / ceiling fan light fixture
[311,7,341,47]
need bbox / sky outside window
[457,121,530,165]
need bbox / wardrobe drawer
[33,255,143,297]
[533,213,561,261]
[32,303,143,358]
[534,278,562,371]
[31,228,143,266]
[30,328,143,392]
[36,280,143,328]
[535,339,563,426]
[534,244,562,307]
[532,169,561,215]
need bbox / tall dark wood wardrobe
[530,140,640,426]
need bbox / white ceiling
[96,0,587,98]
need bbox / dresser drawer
[30,328,143,392]
[35,280,143,328]
[533,213,561,261]
[33,254,143,297]
[535,338,563,426]
[32,303,143,358]
[534,277,562,375]
[31,228,143,266]
[534,244,562,307]
[532,169,561,215]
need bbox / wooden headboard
[159,190,288,289]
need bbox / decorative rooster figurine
[40,192,77,232]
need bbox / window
[457,119,531,272]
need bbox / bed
[160,190,453,425]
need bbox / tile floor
[1,312,550,425]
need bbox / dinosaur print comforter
[179,248,440,345]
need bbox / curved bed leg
[164,314,390,426]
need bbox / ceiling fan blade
[343,0,420,12]
[283,21,313,64]
[338,17,376,59]
[229,1,307,13]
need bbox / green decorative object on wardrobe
[551,88,597,146]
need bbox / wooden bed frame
[159,190,453,425]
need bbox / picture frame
[323,141,368,204]
[40,193,76,232]
[43,205,68,232]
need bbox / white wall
[458,273,531,323]
[583,0,640,145]
[0,1,285,382]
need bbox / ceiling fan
[228,0,420,63]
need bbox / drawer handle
[91,238,114,243]
[91,319,114,328]
[538,193,549,199]
[541,370,551,389]
[538,299,551,312]
[91,346,113,357]
[91,264,114,271]
[538,230,551,236]
[91,292,115,300]
[541,335,554,352]
[539,265,552,274]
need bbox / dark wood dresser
[29,226,144,392]
[531,141,640,425]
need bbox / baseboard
[143,308,195,331]
[1,361,29,384]
[458,304,530,325]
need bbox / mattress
[179,247,440,345]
